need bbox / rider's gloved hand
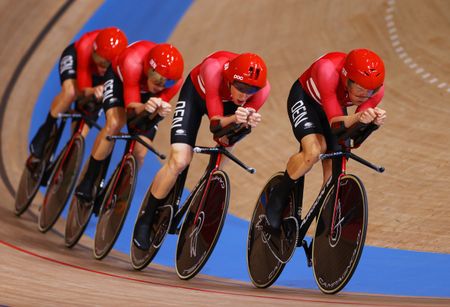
[373,107,387,126]
[235,107,251,125]
[235,107,262,127]
[144,97,162,114]
[358,108,377,124]
[157,101,172,117]
[145,97,172,117]
[247,108,262,128]
[93,85,104,101]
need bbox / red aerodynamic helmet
[93,27,128,62]
[224,53,267,89]
[341,48,385,90]
[144,43,184,80]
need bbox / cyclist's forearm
[210,115,237,131]
[330,113,360,128]
[126,102,146,115]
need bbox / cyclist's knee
[134,145,148,168]
[302,142,323,166]
[168,147,192,174]
[61,80,77,102]
[105,116,125,135]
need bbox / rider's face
[147,69,177,94]
[92,52,110,76]
[230,84,252,105]
[347,80,379,105]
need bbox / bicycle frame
[169,145,255,232]
[293,145,384,245]
[103,134,165,212]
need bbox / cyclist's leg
[75,107,125,201]
[133,77,205,250]
[30,44,78,158]
[132,123,157,169]
[266,80,328,229]
[76,67,125,201]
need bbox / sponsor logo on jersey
[60,55,74,74]
[103,79,114,102]
[304,122,314,129]
[291,100,309,128]
[175,129,186,136]
[171,101,186,129]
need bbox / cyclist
[29,27,128,159]
[133,51,271,251]
[266,48,387,231]
[74,41,184,204]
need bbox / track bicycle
[247,122,384,294]
[131,124,254,281]
[14,96,100,217]
[37,97,102,232]
[64,111,165,251]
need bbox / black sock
[84,156,106,183]
[38,112,57,136]
[45,112,58,127]
[141,193,164,222]
[267,171,296,229]
[276,170,296,200]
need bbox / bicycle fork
[193,152,221,227]
[103,139,136,211]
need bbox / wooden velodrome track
[1,0,449,305]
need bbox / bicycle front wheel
[175,170,230,280]
[94,154,137,260]
[312,174,368,294]
[38,135,84,232]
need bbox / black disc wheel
[312,174,368,294]
[175,170,230,280]
[14,157,47,216]
[93,155,137,260]
[130,180,184,270]
[247,172,298,288]
[14,125,60,216]
[38,135,84,232]
[64,162,101,248]
[130,168,189,270]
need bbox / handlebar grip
[333,122,378,147]
[212,122,243,138]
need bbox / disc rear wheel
[94,155,137,260]
[175,171,230,280]
[38,135,84,232]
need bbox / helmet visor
[148,69,177,88]
[232,81,261,95]
[348,79,381,98]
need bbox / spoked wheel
[313,174,368,294]
[247,172,298,288]
[93,155,137,260]
[14,125,60,216]
[175,170,230,280]
[38,135,84,232]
